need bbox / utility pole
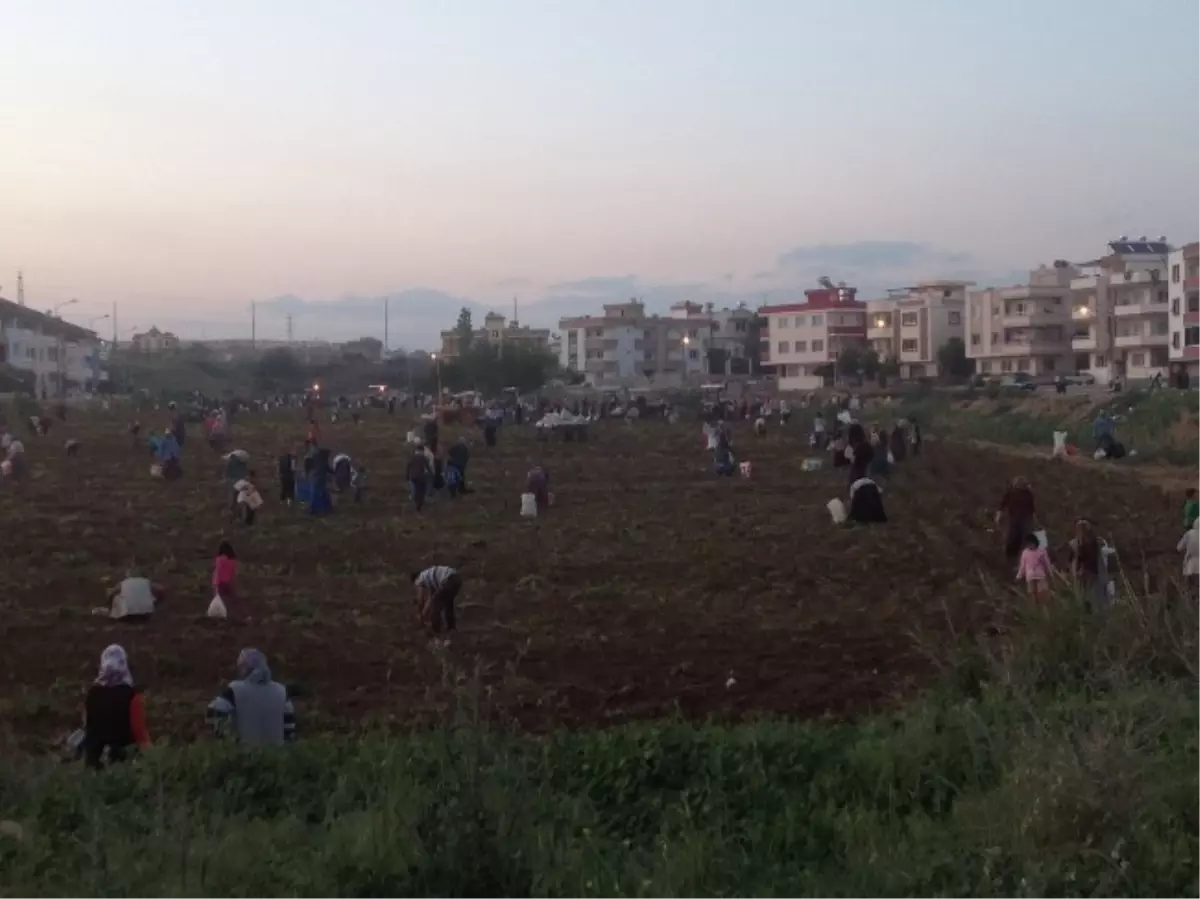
[286,313,293,344]
[16,270,24,306]
[384,298,389,353]
[251,301,256,348]
[112,302,118,346]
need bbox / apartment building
[966,262,1075,377]
[0,297,103,396]
[759,285,865,390]
[669,300,756,374]
[866,280,970,379]
[130,326,180,353]
[439,312,551,360]
[559,300,710,384]
[1167,241,1199,379]
[1070,238,1171,384]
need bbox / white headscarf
[95,644,133,687]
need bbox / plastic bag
[1052,430,1067,458]
[739,461,753,478]
[887,450,895,464]
[520,492,538,518]
[827,498,847,525]
[149,463,163,478]
[1034,529,1048,549]
[1093,448,1107,460]
[207,594,228,619]
[801,458,823,472]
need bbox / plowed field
[0,409,1182,749]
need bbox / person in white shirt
[99,571,166,620]
[1177,519,1199,592]
[411,566,462,634]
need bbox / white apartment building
[559,300,709,385]
[1167,241,1199,379]
[130,326,180,354]
[1070,238,1171,384]
[0,298,103,396]
[760,285,865,390]
[866,280,970,379]
[966,262,1076,378]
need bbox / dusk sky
[1,1,1196,346]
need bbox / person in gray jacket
[206,648,296,745]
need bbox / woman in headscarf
[846,423,875,485]
[1068,518,1110,608]
[206,648,296,746]
[848,476,888,524]
[82,644,150,768]
[995,476,1037,563]
[1177,517,1199,594]
[870,426,891,478]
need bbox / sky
[1,0,1196,347]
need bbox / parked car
[1063,371,1096,386]
[1000,373,1037,392]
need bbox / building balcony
[1114,301,1170,317]
[1071,305,1098,321]
[867,326,893,339]
[1114,333,1169,348]
[1002,310,1066,328]
[1185,274,1199,290]
[1071,336,1097,351]
[991,341,1068,356]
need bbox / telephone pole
[112,301,118,346]
[16,270,24,306]
[251,301,257,348]
[384,298,389,353]
[286,313,294,344]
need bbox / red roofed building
[759,285,867,390]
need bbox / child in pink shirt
[1016,532,1053,599]
[212,541,248,622]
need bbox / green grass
[1,585,1195,897]
[890,389,1198,464]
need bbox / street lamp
[430,353,443,406]
[87,314,110,330]
[54,298,79,317]
[682,335,691,380]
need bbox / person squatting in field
[412,565,462,635]
[213,541,251,623]
[79,644,150,769]
[446,437,470,497]
[206,648,297,746]
[526,464,550,508]
[407,443,432,512]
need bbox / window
[688,329,698,339]
[1017,358,1029,372]
[47,347,58,361]
[1172,264,1181,283]
[1095,355,1106,367]
[1185,326,1200,347]
[810,315,823,326]
[970,334,981,346]
[1190,294,1200,313]
[1131,352,1145,367]
[1044,358,1056,372]
[901,312,918,327]
[943,288,953,298]
[811,339,824,352]
[688,349,698,360]
[1001,359,1013,372]
[776,316,789,329]
[901,339,918,352]
[948,311,961,325]
[491,330,500,338]
[1151,348,1168,366]
[1150,269,1160,282]
[1173,333,1181,349]
[794,340,807,352]
[1173,299,1181,315]
[777,341,789,353]
[1124,271,1132,282]
[981,360,992,373]
[735,321,746,332]
[1156,289,1167,304]
[794,315,807,327]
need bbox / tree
[341,337,383,362]
[835,345,864,380]
[936,337,973,379]
[255,348,303,390]
[861,348,881,381]
[455,308,474,355]
[877,355,900,387]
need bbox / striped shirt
[416,566,456,591]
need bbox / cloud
[548,275,639,294]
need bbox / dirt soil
[0,409,1187,750]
